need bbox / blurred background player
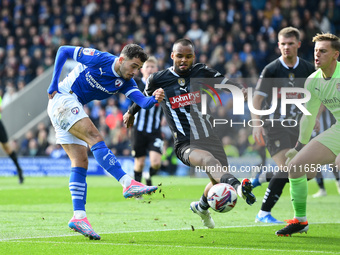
[251,27,315,223]
[131,56,164,186]
[47,44,164,240]
[0,96,24,184]
[124,39,255,229]
[276,32,340,236]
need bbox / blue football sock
[91,141,126,181]
[69,167,87,211]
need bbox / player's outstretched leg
[190,201,215,229]
[91,142,158,198]
[275,218,309,236]
[68,216,101,240]
[123,179,158,198]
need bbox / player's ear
[118,56,125,64]
[297,41,301,48]
[171,51,174,60]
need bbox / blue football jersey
[58,47,140,105]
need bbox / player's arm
[47,46,78,99]
[123,74,161,128]
[127,74,159,115]
[127,87,164,109]
[313,104,325,133]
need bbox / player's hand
[285,148,298,166]
[252,126,265,146]
[153,88,164,103]
[48,91,58,99]
[242,88,248,101]
[123,111,135,128]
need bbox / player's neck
[321,61,337,79]
[282,56,297,68]
[114,61,122,77]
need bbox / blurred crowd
[1,0,340,169]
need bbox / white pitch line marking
[0,222,338,242]
[5,240,340,254]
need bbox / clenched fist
[152,88,165,103]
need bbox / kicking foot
[123,179,158,198]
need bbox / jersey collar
[112,58,120,77]
[279,56,299,69]
[169,66,193,77]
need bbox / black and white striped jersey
[133,77,163,133]
[255,56,315,127]
[129,63,234,146]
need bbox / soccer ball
[207,183,237,213]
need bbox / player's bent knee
[306,171,317,180]
[200,154,219,167]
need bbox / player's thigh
[48,93,96,146]
[62,143,89,168]
[335,154,340,169]
[289,139,336,179]
[68,117,102,147]
[272,148,290,168]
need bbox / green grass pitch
[0,176,339,255]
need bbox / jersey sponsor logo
[115,79,124,88]
[321,97,340,106]
[169,90,201,109]
[71,107,80,115]
[178,78,185,86]
[83,48,95,56]
[85,72,114,94]
[277,88,302,99]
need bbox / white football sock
[258,210,270,218]
[295,216,307,222]
[74,210,86,219]
[119,174,132,188]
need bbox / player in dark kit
[131,57,163,186]
[251,27,315,223]
[124,38,256,229]
[0,96,24,184]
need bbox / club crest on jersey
[275,140,280,147]
[115,79,124,88]
[83,48,95,56]
[336,83,340,92]
[289,73,295,81]
[71,107,80,115]
[178,78,185,86]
